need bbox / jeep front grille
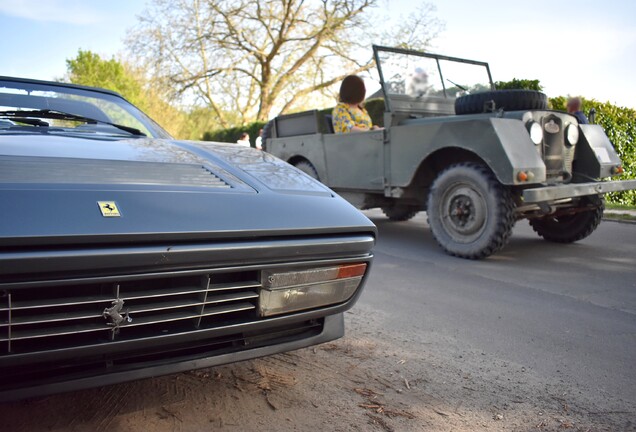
[0,271,260,355]
[540,114,576,181]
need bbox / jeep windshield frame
[372,45,495,114]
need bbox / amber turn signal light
[612,166,624,175]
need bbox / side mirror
[588,108,596,124]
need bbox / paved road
[361,209,636,407]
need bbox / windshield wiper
[3,117,49,127]
[0,109,147,136]
[446,79,468,92]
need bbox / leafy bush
[495,78,543,91]
[364,99,386,127]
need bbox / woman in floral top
[332,75,381,133]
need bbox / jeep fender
[574,124,623,179]
[388,117,546,186]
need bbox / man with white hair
[566,96,589,124]
[407,67,431,97]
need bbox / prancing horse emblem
[103,299,133,329]
[98,201,121,217]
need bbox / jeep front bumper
[522,179,636,203]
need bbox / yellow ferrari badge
[98,201,121,217]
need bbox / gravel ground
[1,304,634,432]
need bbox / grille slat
[0,271,260,353]
[126,291,259,315]
[3,295,113,311]
[3,281,261,312]
[208,281,262,291]
[5,323,109,341]
[123,302,256,327]
[3,310,103,327]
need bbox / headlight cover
[259,263,367,316]
[527,121,543,145]
[566,124,579,146]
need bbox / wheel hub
[441,185,487,241]
[450,196,472,224]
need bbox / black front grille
[0,271,260,355]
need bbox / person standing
[255,128,263,150]
[566,97,589,124]
[236,132,251,147]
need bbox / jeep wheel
[529,196,604,243]
[427,163,515,259]
[455,90,548,115]
[294,160,319,180]
[382,204,419,221]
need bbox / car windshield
[374,46,494,101]
[0,78,171,139]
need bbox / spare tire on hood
[454,89,548,115]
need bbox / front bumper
[522,179,636,203]
[1,313,344,402]
[0,233,374,401]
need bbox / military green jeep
[267,45,636,259]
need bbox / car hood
[0,134,375,246]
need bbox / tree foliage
[126,0,442,126]
[66,50,146,108]
[65,50,219,139]
[494,78,543,91]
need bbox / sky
[0,0,634,109]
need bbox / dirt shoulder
[1,305,633,432]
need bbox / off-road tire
[455,90,548,115]
[294,160,319,180]
[382,204,419,222]
[427,163,516,259]
[529,196,604,243]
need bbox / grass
[606,203,636,211]
[604,212,636,222]
[604,202,636,222]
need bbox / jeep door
[323,130,385,191]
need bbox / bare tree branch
[126,0,443,124]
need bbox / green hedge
[202,122,266,147]
[363,98,386,127]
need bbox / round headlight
[527,121,543,145]
[566,124,579,146]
